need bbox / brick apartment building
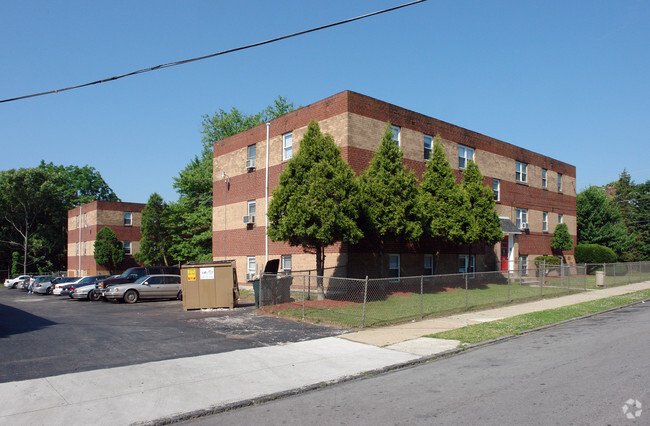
[213,91,576,281]
[67,201,145,277]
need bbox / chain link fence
[258,261,650,329]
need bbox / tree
[93,227,124,274]
[359,123,422,276]
[268,121,362,296]
[577,186,631,256]
[11,251,20,277]
[419,136,472,270]
[136,193,169,266]
[551,223,573,253]
[611,171,650,261]
[167,97,296,262]
[461,160,503,253]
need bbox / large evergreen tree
[93,227,124,274]
[577,185,631,257]
[268,120,362,295]
[136,193,169,266]
[419,136,472,270]
[359,123,422,277]
[461,160,503,253]
[551,223,573,253]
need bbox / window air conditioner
[245,159,256,170]
[243,215,255,224]
[245,273,255,281]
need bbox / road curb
[143,297,649,425]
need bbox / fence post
[420,275,424,320]
[361,276,368,329]
[465,273,469,310]
[560,257,564,289]
[507,271,511,303]
[603,263,606,288]
[627,262,631,285]
[302,275,306,320]
[541,260,545,298]
[308,270,311,300]
[584,263,587,291]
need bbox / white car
[70,284,99,300]
[4,275,31,288]
[53,277,83,295]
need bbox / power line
[0,1,427,104]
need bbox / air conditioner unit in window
[243,215,255,224]
[245,159,256,170]
[245,273,255,281]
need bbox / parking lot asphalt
[0,289,346,383]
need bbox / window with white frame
[558,173,563,192]
[83,242,86,255]
[247,200,256,217]
[76,243,79,256]
[281,255,292,273]
[519,255,528,276]
[543,212,548,232]
[248,144,256,161]
[84,213,88,228]
[458,254,475,277]
[247,256,256,276]
[424,254,433,276]
[123,241,132,255]
[558,213,563,224]
[516,161,528,183]
[123,212,133,226]
[423,135,433,160]
[458,145,475,169]
[493,179,500,202]
[516,208,528,229]
[390,125,401,147]
[389,254,400,278]
[542,169,547,188]
[75,216,79,229]
[282,132,292,161]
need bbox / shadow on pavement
[0,302,57,338]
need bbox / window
[75,216,79,229]
[519,255,528,276]
[390,125,401,147]
[424,254,433,276]
[493,179,500,202]
[84,213,88,228]
[123,212,133,226]
[247,256,256,276]
[458,145,475,169]
[281,255,292,273]
[423,135,433,160]
[542,169,547,188]
[516,161,528,183]
[516,208,528,229]
[76,243,79,256]
[558,214,563,224]
[123,241,132,255]
[558,173,563,192]
[389,254,400,278]
[282,132,292,160]
[82,242,86,255]
[247,200,256,217]
[543,212,548,232]
[247,144,256,160]
[458,254,475,277]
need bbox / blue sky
[1,0,649,204]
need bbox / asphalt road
[0,288,345,383]
[191,302,649,425]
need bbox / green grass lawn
[428,289,650,345]
[275,282,586,329]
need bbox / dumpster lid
[264,259,280,274]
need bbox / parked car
[30,276,55,294]
[70,284,99,300]
[94,266,180,301]
[4,275,31,289]
[18,278,32,291]
[54,275,108,295]
[103,274,182,303]
[52,277,82,295]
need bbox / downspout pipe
[265,122,270,266]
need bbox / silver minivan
[102,274,181,304]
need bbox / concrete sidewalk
[1,282,648,425]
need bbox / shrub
[574,244,617,264]
[534,255,561,268]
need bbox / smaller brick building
[67,201,145,277]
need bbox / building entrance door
[501,235,509,271]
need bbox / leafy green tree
[11,251,21,277]
[359,123,422,277]
[551,223,573,253]
[268,121,362,295]
[136,193,169,266]
[167,97,296,262]
[577,186,631,257]
[630,180,650,260]
[94,227,124,274]
[419,136,472,270]
[461,160,503,254]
